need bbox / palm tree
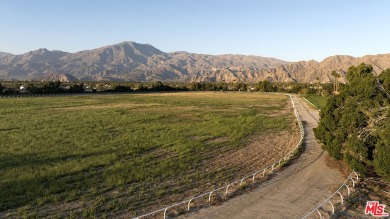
[331,70,341,93]
[315,77,321,95]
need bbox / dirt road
[183,95,343,219]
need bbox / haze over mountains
[1,41,390,83]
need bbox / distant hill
[1,41,390,83]
[0,52,13,58]
[265,54,390,83]
[0,42,288,82]
[32,73,79,82]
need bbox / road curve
[182,95,343,219]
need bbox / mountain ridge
[0,52,13,59]
[1,41,390,83]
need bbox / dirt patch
[189,136,204,140]
[325,154,351,178]
[205,137,230,144]
[202,128,299,179]
[333,175,390,218]
[325,155,390,218]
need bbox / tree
[331,70,341,93]
[137,84,148,91]
[42,81,62,93]
[256,80,276,92]
[315,63,390,180]
[374,123,390,181]
[69,83,85,93]
[114,85,132,92]
[315,77,322,95]
[188,82,203,91]
[26,84,43,94]
[151,81,164,91]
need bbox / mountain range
[1,41,390,83]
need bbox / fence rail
[134,94,305,219]
[302,170,359,219]
[302,96,319,110]
[0,91,172,98]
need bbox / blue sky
[1,0,390,61]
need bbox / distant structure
[20,85,28,93]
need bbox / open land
[0,92,298,218]
[182,95,344,219]
[303,94,328,109]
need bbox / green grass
[0,92,295,218]
[303,94,329,109]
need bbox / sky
[1,0,390,62]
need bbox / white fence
[134,95,305,219]
[0,92,133,98]
[301,95,361,218]
[302,96,320,110]
[302,171,359,219]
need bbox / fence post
[317,209,322,219]
[345,184,350,196]
[240,178,245,186]
[337,191,344,204]
[163,208,169,219]
[252,172,257,182]
[351,178,355,188]
[353,171,359,181]
[225,184,231,194]
[188,199,193,210]
[328,200,335,214]
[208,191,214,202]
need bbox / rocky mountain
[0,42,288,82]
[32,73,79,82]
[0,52,13,58]
[0,41,390,83]
[265,54,390,83]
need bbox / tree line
[0,80,334,95]
[315,63,390,181]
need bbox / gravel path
[182,95,344,219]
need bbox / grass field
[303,94,329,109]
[0,92,297,218]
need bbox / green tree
[315,63,390,179]
[70,83,85,93]
[256,80,276,92]
[374,123,390,181]
[137,84,148,91]
[331,70,341,93]
[113,85,132,92]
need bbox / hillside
[32,73,79,82]
[269,54,390,83]
[1,41,390,83]
[0,42,287,82]
[0,52,13,58]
